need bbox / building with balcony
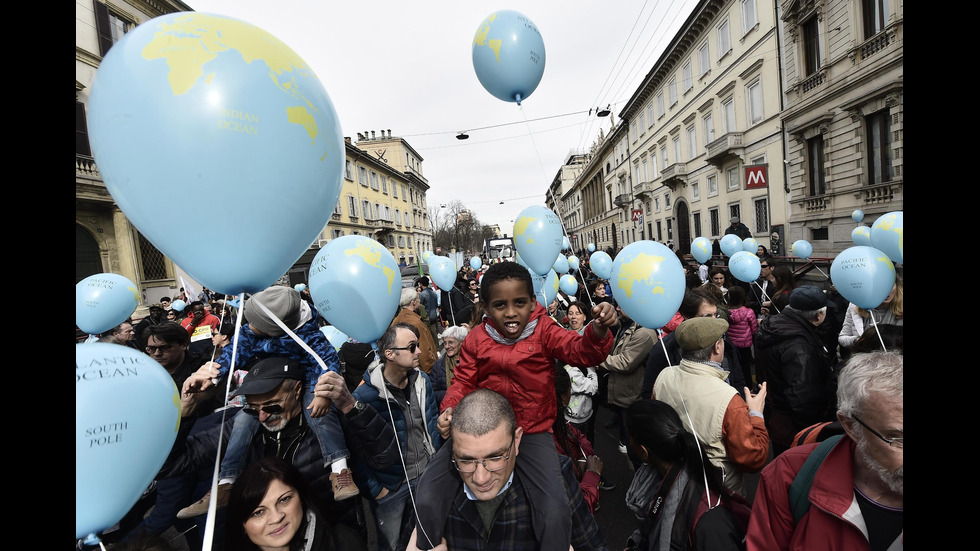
[614,0,788,255]
[778,0,903,256]
[563,120,624,255]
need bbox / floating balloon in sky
[742,238,760,254]
[568,255,580,272]
[852,209,865,223]
[587,243,596,253]
[428,256,458,294]
[472,10,546,105]
[88,12,344,295]
[691,237,712,264]
[559,274,579,297]
[870,211,903,264]
[562,236,570,250]
[609,241,685,330]
[294,283,307,292]
[470,256,482,271]
[553,254,569,275]
[171,299,187,312]
[590,251,613,280]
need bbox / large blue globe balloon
[729,251,761,284]
[590,251,614,280]
[308,236,401,344]
[792,239,813,260]
[472,10,546,105]
[691,237,712,264]
[870,211,903,264]
[77,343,181,542]
[852,226,872,246]
[720,234,742,257]
[830,246,896,310]
[514,205,563,276]
[610,241,686,330]
[76,273,140,335]
[88,13,344,295]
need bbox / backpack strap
[789,434,844,524]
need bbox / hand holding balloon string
[590,302,618,340]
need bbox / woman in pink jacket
[727,286,759,386]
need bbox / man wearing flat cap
[652,316,769,498]
[754,285,837,456]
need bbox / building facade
[778,0,903,256]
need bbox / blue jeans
[372,476,419,551]
[219,387,349,479]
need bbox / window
[810,227,829,241]
[76,101,91,156]
[402,184,408,200]
[710,208,720,235]
[863,0,889,39]
[867,110,894,185]
[672,136,681,163]
[333,201,342,215]
[650,154,659,179]
[398,236,406,247]
[332,229,344,239]
[387,235,396,247]
[747,80,763,124]
[723,98,736,133]
[394,209,401,225]
[683,62,693,92]
[393,183,398,198]
[727,167,740,191]
[631,120,638,143]
[639,111,646,133]
[646,201,652,215]
[730,204,741,223]
[654,197,661,212]
[381,176,388,194]
[754,198,769,234]
[807,135,826,195]
[693,212,702,236]
[362,200,372,219]
[703,113,715,144]
[718,19,731,57]
[665,192,671,208]
[707,175,718,196]
[668,77,678,105]
[657,93,665,118]
[641,158,649,182]
[661,146,668,166]
[347,195,358,218]
[656,220,663,241]
[646,104,655,128]
[742,0,758,34]
[94,3,130,55]
[803,16,821,76]
[687,125,697,159]
[358,166,368,186]
[667,219,673,241]
[692,181,701,200]
[345,160,353,180]
[698,43,710,76]
[370,171,379,190]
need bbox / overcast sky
[187,0,700,233]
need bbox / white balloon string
[811,263,830,280]
[251,297,329,374]
[657,328,670,368]
[870,310,887,352]
[664,366,715,509]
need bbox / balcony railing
[660,163,687,190]
[705,133,744,167]
[76,154,101,179]
[613,193,631,208]
[634,181,656,198]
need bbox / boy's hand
[315,371,355,414]
[183,361,220,394]
[437,407,453,439]
[590,302,618,338]
[308,394,330,418]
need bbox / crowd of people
[81,242,902,551]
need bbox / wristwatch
[347,400,366,417]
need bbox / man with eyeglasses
[653,316,769,499]
[746,259,778,317]
[349,322,443,551]
[406,388,607,551]
[156,356,399,547]
[747,352,903,550]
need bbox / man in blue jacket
[352,322,443,551]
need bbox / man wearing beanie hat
[653,316,769,498]
[754,285,837,456]
[180,285,359,518]
[725,216,751,240]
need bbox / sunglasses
[242,403,284,416]
[760,265,771,269]
[145,344,174,354]
[389,342,418,353]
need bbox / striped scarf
[484,317,538,345]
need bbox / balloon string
[810,262,830,280]
[752,281,780,315]
[869,310,887,352]
[657,328,670,370]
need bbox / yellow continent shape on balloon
[616,254,667,298]
[140,13,328,154]
[345,242,396,292]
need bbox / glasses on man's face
[698,311,721,319]
[852,414,903,449]
[452,439,515,473]
[760,265,771,269]
[389,342,418,353]
[145,344,174,354]
[242,403,285,416]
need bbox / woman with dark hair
[761,266,796,316]
[624,399,751,551]
[703,266,731,305]
[562,300,600,446]
[226,456,359,551]
[554,366,602,514]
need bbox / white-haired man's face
[850,391,903,496]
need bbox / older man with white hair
[747,351,903,550]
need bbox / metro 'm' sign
[745,164,768,190]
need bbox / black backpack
[337,342,376,392]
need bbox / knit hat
[674,317,729,351]
[245,286,302,337]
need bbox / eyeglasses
[242,403,285,416]
[145,344,174,354]
[852,414,903,449]
[452,439,515,473]
[698,311,722,318]
[389,342,418,353]
[760,265,771,269]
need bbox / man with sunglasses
[406,388,606,551]
[747,352,903,550]
[157,356,399,547]
[746,259,778,317]
[348,322,443,551]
